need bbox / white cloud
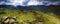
[0,1,5,5]
[28,1,39,5]
[0,0,60,6]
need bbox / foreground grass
[0,8,60,24]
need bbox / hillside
[0,8,60,24]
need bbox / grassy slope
[0,8,60,24]
[36,11,60,24]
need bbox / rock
[1,16,17,24]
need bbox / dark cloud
[45,0,60,1]
[0,0,7,2]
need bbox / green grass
[0,8,60,24]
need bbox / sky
[0,0,60,6]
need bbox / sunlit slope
[36,11,60,24]
[0,8,35,24]
[0,8,60,24]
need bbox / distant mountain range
[0,5,47,10]
[0,5,60,15]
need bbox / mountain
[0,5,47,10]
[0,5,60,15]
[0,5,15,9]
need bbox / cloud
[27,0,44,5]
[0,0,60,6]
[42,1,60,6]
